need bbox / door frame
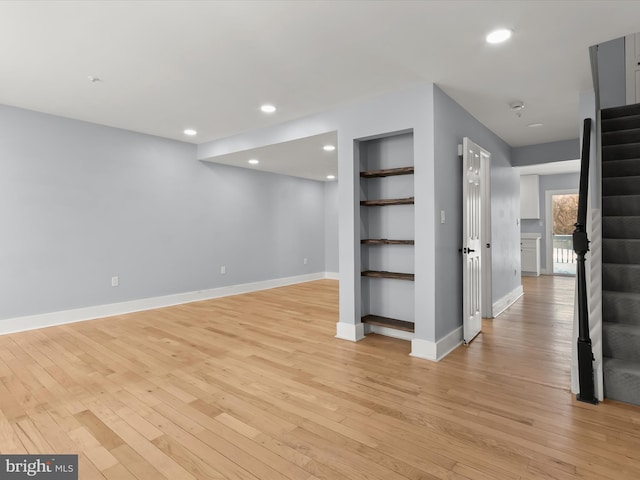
[626,33,640,105]
[545,188,578,275]
[481,153,492,318]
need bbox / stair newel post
[575,117,598,405]
[574,224,597,404]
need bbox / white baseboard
[492,284,524,318]
[335,321,365,342]
[364,323,414,341]
[324,272,339,280]
[0,272,330,336]
[410,326,463,362]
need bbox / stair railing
[574,117,598,404]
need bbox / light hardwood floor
[0,276,639,479]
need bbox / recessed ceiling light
[326,175,336,180]
[486,29,512,44]
[183,129,197,136]
[248,159,259,165]
[323,145,336,152]
[260,104,277,113]
[527,123,544,128]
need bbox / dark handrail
[574,117,598,404]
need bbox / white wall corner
[410,326,463,362]
[410,338,437,361]
[335,321,365,342]
[324,272,340,280]
[492,284,525,318]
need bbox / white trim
[482,149,493,318]
[492,284,524,318]
[324,272,340,280]
[364,324,414,341]
[521,272,539,277]
[335,321,365,342]
[437,326,464,359]
[0,272,329,336]
[410,326,463,362]
[626,34,637,105]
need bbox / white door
[462,138,489,344]
[626,33,640,104]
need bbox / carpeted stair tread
[603,128,640,146]
[603,239,640,264]
[603,216,640,239]
[603,196,640,216]
[603,322,640,362]
[602,115,640,133]
[603,357,640,406]
[603,291,640,325]
[603,142,640,162]
[603,176,640,196]
[602,103,640,120]
[602,102,640,406]
[602,158,640,177]
[603,264,640,293]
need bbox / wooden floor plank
[1,277,640,479]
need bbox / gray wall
[0,104,327,321]
[433,86,520,339]
[199,84,439,345]
[512,139,579,167]
[520,172,579,272]
[324,181,339,272]
[597,36,626,109]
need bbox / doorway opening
[550,193,578,275]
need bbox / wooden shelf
[360,197,414,206]
[360,166,414,178]
[362,315,414,332]
[361,270,415,281]
[361,239,414,245]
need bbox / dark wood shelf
[361,239,414,245]
[360,166,414,178]
[360,197,414,206]
[362,315,415,332]
[361,270,415,281]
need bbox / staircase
[601,103,640,405]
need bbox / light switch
[440,210,446,224]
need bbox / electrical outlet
[303,258,308,265]
[220,265,226,275]
[440,210,446,224]
[111,276,119,287]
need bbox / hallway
[470,275,576,390]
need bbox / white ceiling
[1,1,639,157]
[515,159,581,176]
[204,131,337,182]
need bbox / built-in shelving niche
[358,131,415,336]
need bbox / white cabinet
[521,234,541,276]
[520,175,540,219]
